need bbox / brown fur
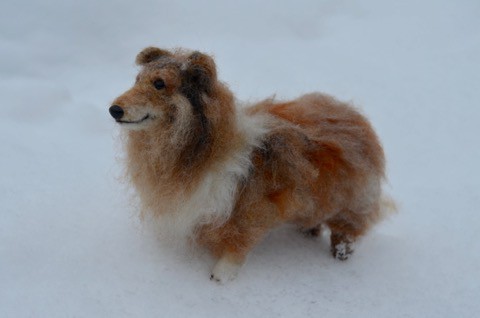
[111,47,391,281]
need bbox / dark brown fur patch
[177,53,217,169]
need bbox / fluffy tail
[375,193,398,223]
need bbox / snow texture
[1,0,479,317]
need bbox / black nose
[109,105,124,120]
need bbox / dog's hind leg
[325,209,372,261]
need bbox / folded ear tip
[188,51,213,61]
[187,51,217,79]
[136,47,171,65]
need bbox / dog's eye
[153,79,166,90]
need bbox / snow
[1,0,479,317]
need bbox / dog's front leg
[210,252,245,283]
[208,225,270,283]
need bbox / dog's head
[109,47,218,131]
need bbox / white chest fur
[154,108,271,243]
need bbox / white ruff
[156,107,271,243]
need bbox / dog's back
[249,92,385,218]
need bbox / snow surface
[1,0,479,317]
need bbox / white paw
[210,257,241,284]
[332,242,354,261]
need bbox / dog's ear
[136,47,172,65]
[182,51,217,94]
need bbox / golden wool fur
[110,47,391,283]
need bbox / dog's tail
[372,193,398,225]
[380,193,398,217]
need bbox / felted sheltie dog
[110,47,391,283]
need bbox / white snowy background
[1,0,479,317]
